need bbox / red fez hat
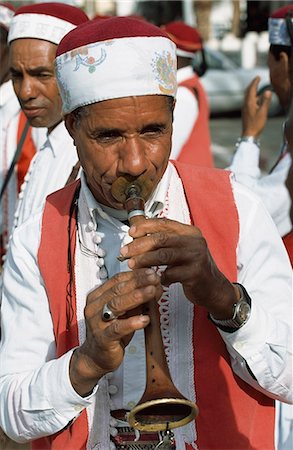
[271,5,293,19]
[8,2,89,45]
[162,21,203,58]
[269,5,293,46]
[57,15,171,55]
[0,2,15,29]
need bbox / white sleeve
[219,179,293,404]
[0,213,96,442]
[228,142,292,237]
[170,86,198,160]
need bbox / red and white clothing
[171,66,213,167]
[13,121,78,229]
[0,80,46,258]
[0,162,291,449]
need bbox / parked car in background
[193,47,282,117]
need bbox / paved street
[210,113,286,171]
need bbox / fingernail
[120,246,128,257]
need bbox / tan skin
[9,38,62,132]
[241,50,291,139]
[65,95,239,396]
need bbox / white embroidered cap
[8,2,89,45]
[269,5,293,46]
[55,16,177,114]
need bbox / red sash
[16,111,36,191]
[36,163,274,449]
[177,76,214,168]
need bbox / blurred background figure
[163,20,214,167]
[0,1,45,269]
[228,4,293,242]
[227,6,293,449]
[0,2,15,86]
[6,1,89,242]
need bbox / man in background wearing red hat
[0,15,291,450]
[227,5,293,449]
[0,2,89,267]
[163,21,214,167]
[0,1,48,270]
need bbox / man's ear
[64,113,76,140]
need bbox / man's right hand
[69,268,162,396]
[241,76,272,138]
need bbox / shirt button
[87,221,95,231]
[128,345,137,354]
[100,266,108,279]
[74,404,84,412]
[96,257,104,267]
[127,401,135,409]
[108,384,118,395]
[234,342,244,352]
[97,247,106,257]
[93,234,102,244]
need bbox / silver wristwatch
[209,283,251,332]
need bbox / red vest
[36,163,274,449]
[177,76,214,168]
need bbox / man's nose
[118,137,148,177]
[17,76,36,102]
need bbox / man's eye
[95,132,121,142]
[37,73,52,79]
[142,126,164,135]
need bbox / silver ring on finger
[102,303,117,322]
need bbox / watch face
[237,301,251,323]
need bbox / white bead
[96,258,104,268]
[100,266,108,279]
[97,247,106,257]
[108,384,118,395]
[87,221,95,231]
[93,234,102,244]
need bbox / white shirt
[228,140,292,237]
[0,80,46,250]
[13,121,78,229]
[0,164,292,444]
[171,66,199,160]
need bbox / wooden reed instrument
[111,176,199,433]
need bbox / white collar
[39,121,66,156]
[79,163,173,227]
